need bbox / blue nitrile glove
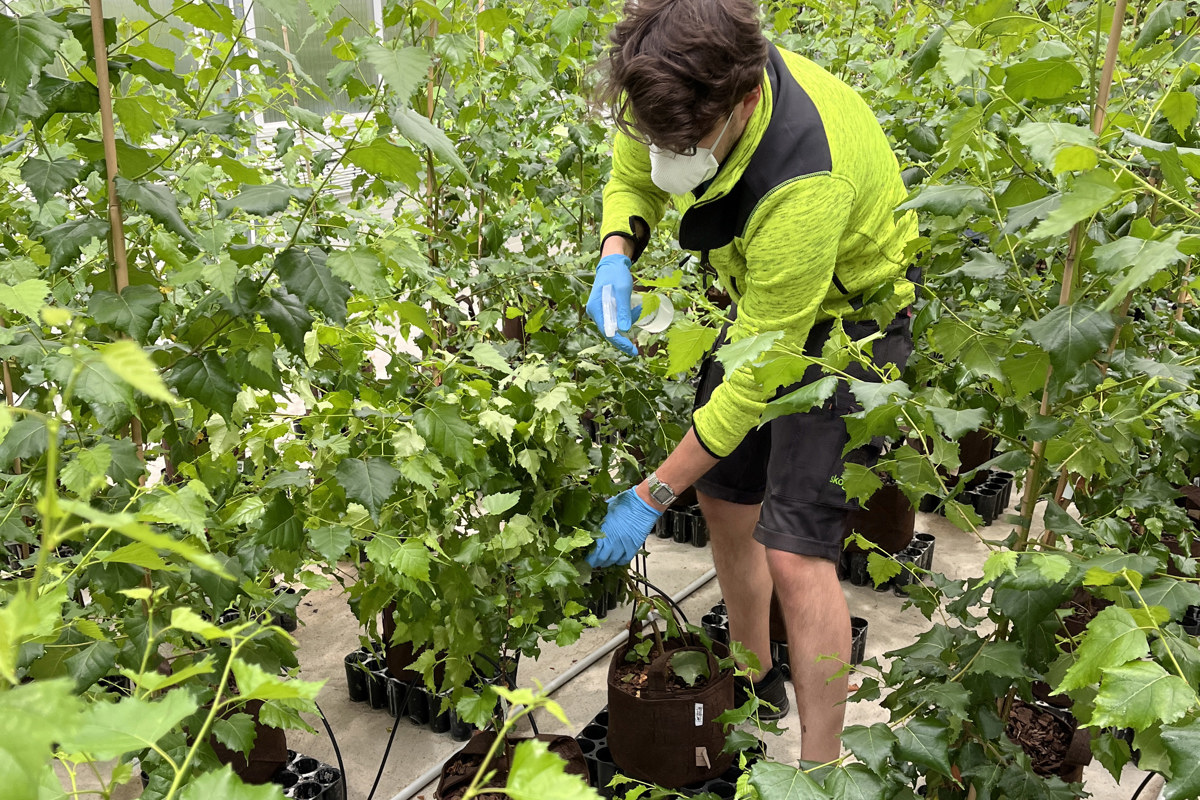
[585,254,642,356]
[586,488,663,568]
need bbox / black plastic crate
[273,750,344,800]
[575,707,760,799]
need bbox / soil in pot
[1005,700,1086,782]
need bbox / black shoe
[734,665,789,721]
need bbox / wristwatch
[646,472,677,507]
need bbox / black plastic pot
[702,611,729,645]
[344,649,372,703]
[387,676,417,719]
[274,586,298,632]
[691,514,710,548]
[913,532,935,571]
[654,514,672,539]
[366,659,389,710]
[407,686,431,726]
[970,486,1001,525]
[449,709,475,741]
[1184,604,1200,636]
[892,547,920,596]
[848,552,870,586]
[918,494,940,514]
[672,509,691,544]
[850,617,868,665]
[429,693,452,734]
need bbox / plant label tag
[694,703,704,726]
[695,747,711,768]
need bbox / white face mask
[648,111,736,195]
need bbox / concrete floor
[286,498,1162,800]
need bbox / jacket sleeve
[692,174,856,458]
[600,132,670,263]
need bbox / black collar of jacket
[677,44,833,254]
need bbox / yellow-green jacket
[600,44,918,458]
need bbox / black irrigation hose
[314,700,348,800]
[1129,771,1156,800]
[366,679,417,800]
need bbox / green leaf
[964,640,1027,680]
[102,541,173,570]
[666,319,718,374]
[0,14,69,132]
[939,43,988,83]
[254,289,314,356]
[65,640,119,691]
[89,285,162,343]
[275,247,350,323]
[470,342,513,374]
[414,404,476,463]
[258,493,303,551]
[1093,233,1187,311]
[1092,661,1196,729]
[212,713,257,757]
[216,182,312,217]
[115,178,195,243]
[346,139,421,187]
[169,607,226,640]
[669,650,710,687]
[1004,57,1083,102]
[42,217,109,271]
[176,111,237,134]
[1032,170,1122,239]
[896,184,989,216]
[550,6,589,39]
[391,107,468,176]
[1025,303,1115,376]
[0,680,82,800]
[0,278,49,320]
[482,491,520,516]
[168,353,239,417]
[364,43,429,100]
[59,498,229,576]
[61,690,198,760]
[328,248,389,296]
[1162,719,1200,800]
[1058,606,1149,692]
[230,659,323,703]
[391,539,431,582]
[894,718,954,777]
[1013,122,1096,171]
[910,26,944,79]
[20,156,85,204]
[823,764,886,800]
[335,457,400,521]
[139,483,209,537]
[840,724,897,773]
[928,406,987,440]
[61,443,112,497]
[1134,1,1185,50]
[761,376,838,424]
[1161,91,1198,139]
[506,738,599,800]
[101,340,176,404]
[309,526,352,562]
[748,761,832,799]
[714,330,784,373]
[866,551,902,587]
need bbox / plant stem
[1018,0,1126,552]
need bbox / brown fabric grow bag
[434,730,589,800]
[210,699,288,784]
[607,635,735,788]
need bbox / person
[582,0,919,763]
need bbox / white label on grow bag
[694,703,704,726]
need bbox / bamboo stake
[90,0,145,457]
[1022,0,1126,551]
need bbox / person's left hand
[585,488,663,568]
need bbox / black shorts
[693,310,914,562]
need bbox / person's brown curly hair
[599,0,769,154]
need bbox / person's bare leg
[697,491,773,674]
[766,549,850,763]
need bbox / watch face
[651,484,674,504]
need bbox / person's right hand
[585,254,641,356]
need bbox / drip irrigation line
[384,567,719,800]
[366,678,418,800]
[1129,771,1156,800]
[314,700,348,800]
